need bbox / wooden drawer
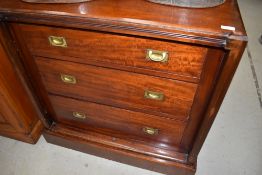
[0,0,247,174]
[49,95,186,148]
[35,57,197,120]
[18,24,207,82]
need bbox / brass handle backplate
[144,90,164,101]
[143,127,159,135]
[146,49,168,63]
[49,36,67,47]
[73,112,86,119]
[60,74,77,84]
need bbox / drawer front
[36,57,197,120]
[18,24,207,82]
[49,95,186,147]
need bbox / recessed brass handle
[48,36,67,47]
[143,127,159,135]
[60,74,77,84]
[146,49,168,63]
[72,112,86,119]
[144,90,164,101]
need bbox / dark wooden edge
[49,123,188,163]
[0,11,232,48]
[188,39,247,164]
[180,48,226,152]
[6,22,57,128]
[0,119,43,144]
[44,124,196,175]
[0,22,44,143]
[0,22,50,128]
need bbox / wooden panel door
[0,24,43,143]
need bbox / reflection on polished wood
[0,0,247,174]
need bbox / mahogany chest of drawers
[0,0,247,174]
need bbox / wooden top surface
[0,0,247,41]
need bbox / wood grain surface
[0,0,246,39]
[0,24,43,143]
[49,95,187,148]
[36,57,197,120]
[0,0,247,174]
[18,24,207,82]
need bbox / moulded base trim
[43,123,196,175]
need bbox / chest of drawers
[0,0,247,174]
